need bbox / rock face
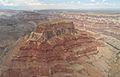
[0,21,101,77]
[35,21,76,40]
[0,10,60,58]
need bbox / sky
[0,0,120,10]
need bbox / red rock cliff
[0,21,100,77]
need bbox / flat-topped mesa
[34,21,76,40]
[0,21,101,77]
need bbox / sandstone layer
[1,21,104,77]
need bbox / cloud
[0,0,64,10]
[0,0,46,10]
[91,0,96,2]
[70,1,75,4]
[77,1,81,4]
[102,0,106,2]
[0,0,42,6]
[0,0,120,10]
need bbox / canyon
[0,10,120,77]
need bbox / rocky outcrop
[35,21,76,40]
[0,21,101,77]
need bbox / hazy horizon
[0,0,120,10]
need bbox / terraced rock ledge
[0,21,101,77]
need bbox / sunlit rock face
[0,21,102,77]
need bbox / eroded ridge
[1,21,100,77]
